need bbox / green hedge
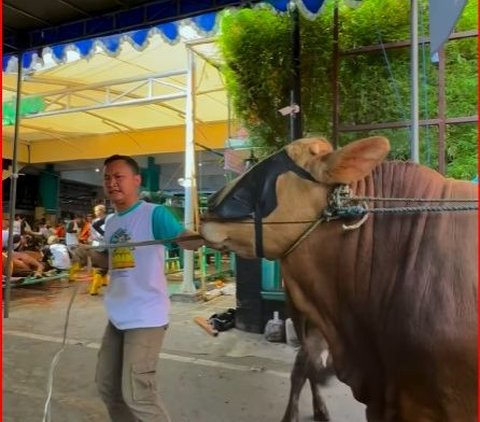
[217,0,478,179]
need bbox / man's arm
[152,206,204,250]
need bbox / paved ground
[3,277,365,421]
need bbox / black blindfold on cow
[207,149,317,258]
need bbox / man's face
[103,159,141,208]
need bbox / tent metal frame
[4,53,24,318]
[12,70,189,118]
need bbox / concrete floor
[3,278,366,422]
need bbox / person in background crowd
[79,215,92,244]
[37,218,54,242]
[89,205,109,295]
[65,215,80,247]
[2,219,10,248]
[19,215,34,236]
[42,235,71,271]
[54,222,66,239]
[3,220,26,251]
[13,215,22,236]
[91,206,107,247]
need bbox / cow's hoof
[313,410,330,421]
[280,411,298,422]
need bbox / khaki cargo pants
[96,322,171,422]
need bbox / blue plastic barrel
[261,259,282,292]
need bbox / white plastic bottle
[264,311,285,342]
[285,318,300,348]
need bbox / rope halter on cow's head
[207,148,317,258]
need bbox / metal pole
[437,48,446,174]
[290,6,303,142]
[180,47,197,294]
[410,0,420,162]
[4,53,24,318]
[332,2,340,149]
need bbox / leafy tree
[218,0,478,179]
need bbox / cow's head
[201,136,390,259]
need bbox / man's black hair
[104,155,140,175]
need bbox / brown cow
[201,136,478,421]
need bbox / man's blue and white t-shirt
[104,201,184,329]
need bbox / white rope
[42,282,79,422]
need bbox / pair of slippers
[209,308,236,331]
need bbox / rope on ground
[42,281,80,422]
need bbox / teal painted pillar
[141,156,161,191]
[39,164,59,214]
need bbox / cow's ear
[318,136,390,184]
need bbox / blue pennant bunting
[268,0,290,12]
[22,53,33,69]
[3,3,336,72]
[158,22,178,42]
[75,39,94,57]
[52,44,67,61]
[101,35,121,54]
[192,12,217,32]
[301,0,324,14]
[3,55,12,71]
[131,29,150,48]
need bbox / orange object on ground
[193,316,218,337]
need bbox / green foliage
[218,8,292,152]
[446,124,477,179]
[218,0,478,179]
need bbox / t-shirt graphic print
[110,228,135,270]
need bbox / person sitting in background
[19,215,34,236]
[42,235,71,272]
[13,215,22,236]
[3,250,44,277]
[66,216,80,247]
[2,232,22,252]
[79,215,92,244]
[54,222,66,239]
[3,219,27,252]
[38,218,53,240]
